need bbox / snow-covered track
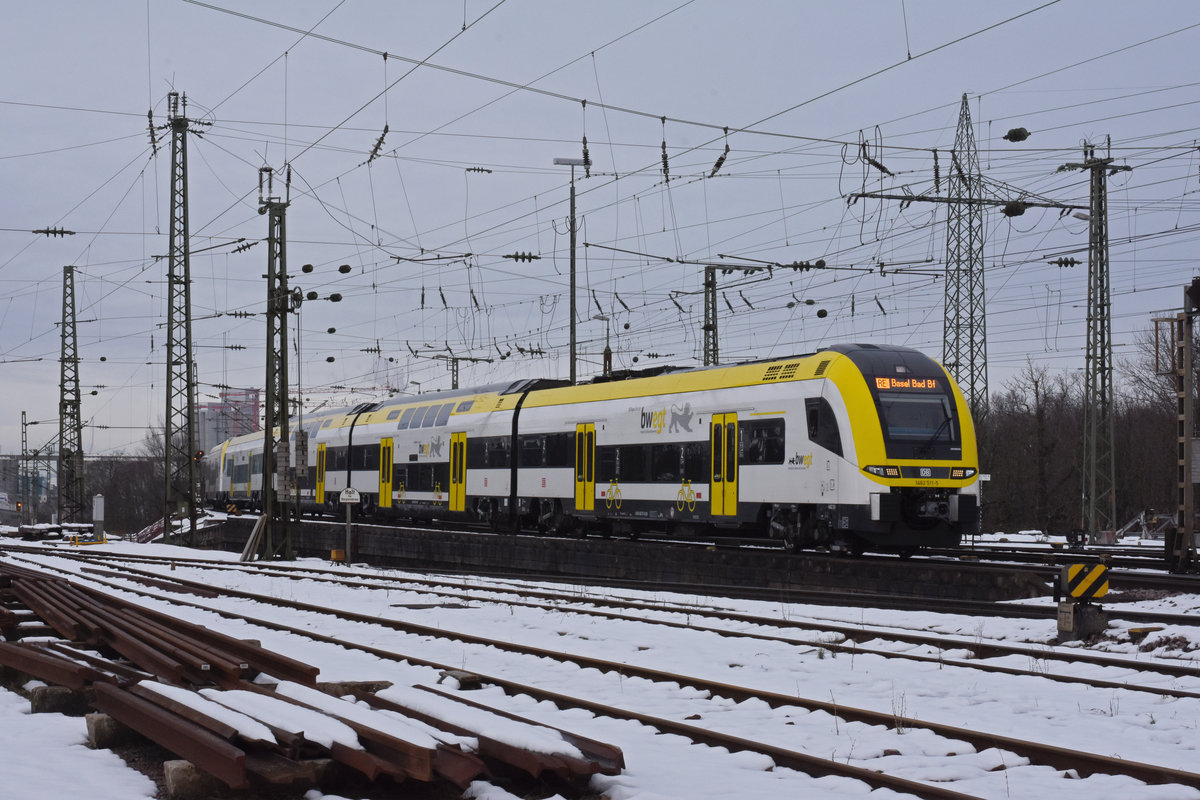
[10,547,1200,798]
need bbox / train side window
[455,400,473,413]
[467,438,486,470]
[651,444,682,482]
[486,438,510,468]
[386,409,402,420]
[740,419,785,465]
[397,407,416,430]
[250,453,263,475]
[435,403,454,426]
[618,445,648,482]
[421,406,440,428]
[596,447,617,482]
[518,435,545,467]
[357,444,379,471]
[545,432,573,467]
[805,398,843,457]
[682,441,707,481]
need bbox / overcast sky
[2,1,1198,456]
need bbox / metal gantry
[943,94,988,418]
[163,91,199,544]
[58,265,86,524]
[257,166,293,560]
[1064,143,1130,538]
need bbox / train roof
[218,344,942,442]
[519,343,942,408]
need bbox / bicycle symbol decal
[605,479,622,510]
[676,479,696,511]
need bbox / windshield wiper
[918,409,952,453]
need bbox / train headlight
[865,465,900,478]
[949,467,977,479]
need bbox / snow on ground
[3,537,1200,799]
[0,681,157,800]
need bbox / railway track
[5,544,1200,798]
[12,538,1200,626]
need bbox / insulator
[933,150,941,193]
[709,143,729,178]
[582,135,591,177]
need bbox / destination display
[874,376,938,391]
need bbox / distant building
[197,389,260,453]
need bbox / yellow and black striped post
[1061,563,1109,600]
[1057,563,1110,641]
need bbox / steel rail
[41,547,1200,688]
[17,553,1200,795]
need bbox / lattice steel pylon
[58,265,86,524]
[163,91,199,545]
[702,266,719,366]
[943,94,988,418]
[1063,142,1131,536]
[257,166,293,560]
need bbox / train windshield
[875,391,957,455]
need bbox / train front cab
[827,344,980,552]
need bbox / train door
[710,413,739,517]
[316,443,327,505]
[574,423,595,512]
[378,438,394,508]
[449,432,466,512]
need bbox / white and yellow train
[202,343,980,554]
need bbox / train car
[206,343,979,554]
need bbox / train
[201,343,980,555]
